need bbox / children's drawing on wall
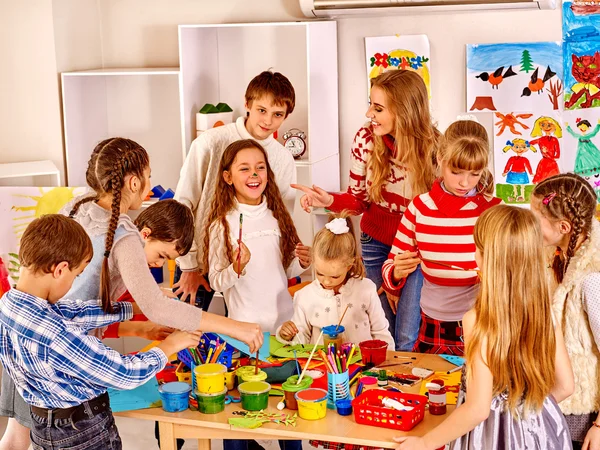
[0,186,88,286]
[466,42,563,112]
[564,40,600,110]
[493,112,567,204]
[364,34,431,99]
[563,109,600,201]
[563,0,600,41]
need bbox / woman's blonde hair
[312,212,365,279]
[531,117,562,138]
[438,120,494,196]
[468,205,556,416]
[367,71,438,202]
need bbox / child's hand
[138,322,175,341]
[295,243,311,268]
[280,321,299,341]
[231,321,264,353]
[173,270,212,304]
[392,252,421,282]
[386,292,400,314]
[158,330,203,356]
[393,436,428,450]
[292,184,334,213]
[233,242,251,275]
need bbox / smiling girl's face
[223,147,268,205]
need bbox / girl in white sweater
[277,214,393,348]
[204,139,310,334]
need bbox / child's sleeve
[47,331,168,391]
[207,222,240,292]
[381,201,418,294]
[285,257,307,279]
[275,290,312,345]
[364,280,395,348]
[174,135,212,272]
[53,299,133,332]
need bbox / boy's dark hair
[20,215,92,274]
[134,200,194,256]
[245,70,295,117]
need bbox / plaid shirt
[0,289,168,408]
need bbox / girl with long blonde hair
[395,205,573,450]
[383,120,500,356]
[293,70,439,350]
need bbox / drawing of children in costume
[530,116,562,184]
[502,139,536,202]
[567,118,600,202]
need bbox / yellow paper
[419,371,462,405]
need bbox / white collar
[235,196,269,219]
[235,117,274,145]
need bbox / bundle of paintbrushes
[182,338,231,368]
[318,343,356,374]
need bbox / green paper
[269,336,362,363]
[228,417,265,429]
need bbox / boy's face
[49,258,91,303]
[140,229,181,268]
[245,95,287,141]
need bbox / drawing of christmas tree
[520,50,534,73]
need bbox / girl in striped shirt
[382,120,501,355]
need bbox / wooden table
[117,352,458,450]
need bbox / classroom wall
[1,0,562,189]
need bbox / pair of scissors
[225,395,241,405]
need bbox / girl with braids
[205,139,310,334]
[205,139,307,450]
[531,173,600,449]
[293,70,439,351]
[0,138,264,450]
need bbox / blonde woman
[293,70,439,350]
[530,116,562,184]
[395,205,573,450]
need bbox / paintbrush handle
[335,304,350,332]
[297,329,324,384]
[420,258,477,272]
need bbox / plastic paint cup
[322,325,345,351]
[238,381,271,411]
[336,399,353,416]
[359,340,389,366]
[236,366,255,385]
[196,387,227,414]
[295,388,328,420]
[194,363,226,394]
[281,375,313,410]
[241,369,267,383]
[159,382,191,412]
[224,370,236,390]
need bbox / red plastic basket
[352,389,427,431]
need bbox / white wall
[2,1,563,190]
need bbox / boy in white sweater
[174,71,297,310]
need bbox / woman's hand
[392,252,421,282]
[393,436,429,450]
[173,270,212,304]
[291,184,334,213]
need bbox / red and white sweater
[329,125,413,246]
[382,180,501,293]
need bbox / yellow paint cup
[224,370,236,391]
[235,366,255,385]
[194,363,226,394]
[295,388,328,420]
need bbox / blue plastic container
[159,382,191,412]
[336,399,353,416]
[327,370,350,409]
[178,332,235,369]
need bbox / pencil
[447,365,463,374]
[237,213,243,278]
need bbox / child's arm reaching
[550,320,574,403]
[53,299,133,331]
[365,281,395,347]
[394,309,493,450]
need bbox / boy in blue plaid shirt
[0,214,201,449]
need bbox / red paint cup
[359,340,388,366]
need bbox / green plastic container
[238,381,271,411]
[281,375,313,410]
[196,387,227,414]
[235,366,255,385]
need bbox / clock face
[285,135,306,158]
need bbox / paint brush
[297,329,324,385]
[255,350,259,375]
[420,257,478,272]
[237,213,243,278]
[335,304,350,332]
[293,350,301,376]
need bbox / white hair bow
[325,218,350,235]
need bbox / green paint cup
[196,387,227,414]
[281,375,313,410]
[238,381,271,411]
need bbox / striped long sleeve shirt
[382,180,501,294]
[0,289,168,408]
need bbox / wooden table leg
[198,439,212,450]
[158,421,177,450]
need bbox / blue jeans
[174,266,215,312]
[224,440,302,450]
[360,232,423,351]
[30,409,121,450]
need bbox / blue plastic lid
[322,325,345,337]
[160,382,192,394]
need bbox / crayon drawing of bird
[522,66,557,97]
[476,66,517,89]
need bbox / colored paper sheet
[216,332,270,362]
[107,378,162,413]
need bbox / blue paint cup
[336,399,353,416]
[159,382,192,412]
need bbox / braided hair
[71,138,149,312]
[532,173,597,283]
